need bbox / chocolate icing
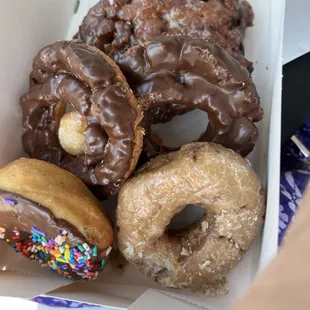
[118,35,263,158]
[0,190,107,279]
[0,191,86,247]
[75,0,254,71]
[20,41,138,197]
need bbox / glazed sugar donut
[118,35,263,159]
[20,41,143,198]
[117,143,265,293]
[75,0,254,71]
[0,159,114,280]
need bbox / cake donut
[118,35,263,159]
[20,41,143,199]
[0,159,114,280]
[75,0,254,71]
[117,142,265,293]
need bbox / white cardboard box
[0,0,285,309]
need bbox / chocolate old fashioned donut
[0,159,114,280]
[117,142,265,293]
[75,0,254,71]
[118,35,263,159]
[20,41,143,198]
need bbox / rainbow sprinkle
[31,226,46,237]
[3,198,16,205]
[1,227,110,280]
[0,227,5,240]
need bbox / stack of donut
[0,0,265,295]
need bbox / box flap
[258,0,285,269]
[128,290,204,310]
[0,271,70,299]
[46,282,143,309]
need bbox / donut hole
[167,204,206,233]
[65,103,75,113]
[151,109,209,149]
[58,112,87,156]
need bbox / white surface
[0,298,39,310]
[0,0,284,309]
[283,0,310,64]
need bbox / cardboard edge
[258,0,285,269]
[128,290,205,310]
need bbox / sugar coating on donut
[117,142,265,294]
[58,111,88,156]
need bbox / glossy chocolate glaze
[0,190,107,279]
[118,35,263,158]
[20,41,137,198]
[75,0,254,71]
[0,191,86,246]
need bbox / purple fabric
[31,119,310,307]
[31,296,100,308]
[279,119,310,244]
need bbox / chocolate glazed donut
[75,0,254,71]
[20,41,143,199]
[118,35,263,159]
[0,159,114,280]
